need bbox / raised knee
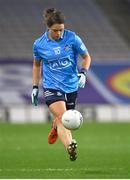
[55,114,63,125]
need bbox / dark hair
[43,8,65,27]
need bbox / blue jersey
[33,29,88,93]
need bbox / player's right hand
[31,86,39,106]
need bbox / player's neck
[48,31,61,41]
[48,33,55,40]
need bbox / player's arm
[81,53,91,71]
[32,58,41,86]
[74,33,91,88]
[78,53,91,88]
[31,59,41,106]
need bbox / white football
[61,110,83,130]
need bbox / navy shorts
[44,88,77,110]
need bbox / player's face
[48,24,64,40]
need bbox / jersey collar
[45,30,64,42]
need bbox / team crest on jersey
[53,47,61,55]
[64,44,72,51]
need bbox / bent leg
[49,101,72,148]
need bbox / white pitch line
[0,167,124,172]
[0,168,87,172]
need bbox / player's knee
[55,114,64,125]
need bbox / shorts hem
[47,99,66,107]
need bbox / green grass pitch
[0,122,130,179]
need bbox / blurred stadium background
[0,0,130,178]
[0,0,130,123]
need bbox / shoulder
[64,29,81,43]
[64,29,76,38]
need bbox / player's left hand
[78,68,88,88]
[78,73,86,88]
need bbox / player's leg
[44,88,71,145]
[65,91,78,161]
[49,101,72,148]
[44,88,78,160]
[66,91,77,110]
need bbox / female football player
[31,8,91,161]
